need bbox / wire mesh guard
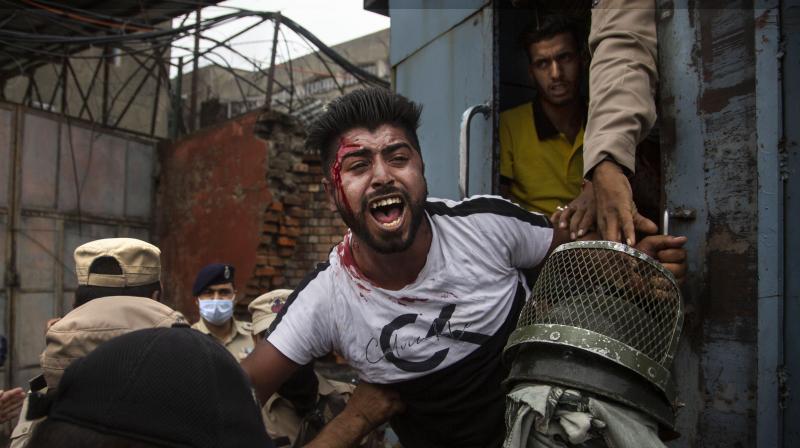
[505,241,683,394]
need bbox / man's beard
[338,185,427,254]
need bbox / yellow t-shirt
[499,101,584,215]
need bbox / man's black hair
[73,282,161,309]
[72,256,160,308]
[520,14,585,62]
[29,419,161,448]
[306,87,423,176]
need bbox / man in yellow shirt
[500,15,590,217]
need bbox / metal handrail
[459,102,491,198]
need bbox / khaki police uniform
[10,297,186,448]
[191,318,253,361]
[262,373,356,447]
[584,0,658,176]
[9,237,183,448]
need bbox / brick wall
[158,109,349,318]
[242,111,348,303]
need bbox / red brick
[314,243,332,252]
[255,255,268,266]
[278,247,294,257]
[284,216,300,227]
[292,162,309,173]
[277,236,296,247]
[284,194,303,206]
[255,266,276,277]
[263,211,280,223]
[270,201,284,212]
[283,226,301,237]
[272,276,285,287]
[287,207,305,218]
[263,223,278,233]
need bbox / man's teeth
[370,197,402,209]
[380,216,402,229]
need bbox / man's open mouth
[369,195,406,230]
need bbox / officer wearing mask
[191,263,252,360]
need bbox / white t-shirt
[268,196,552,383]
[268,196,552,447]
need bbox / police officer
[191,263,252,360]
[10,237,187,448]
[250,290,374,448]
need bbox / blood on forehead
[329,138,362,215]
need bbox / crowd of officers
[1,238,384,448]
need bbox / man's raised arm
[241,340,299,404]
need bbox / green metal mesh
[515,241,683,369]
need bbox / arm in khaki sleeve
[582,0,659,244]
[583,0,658,176]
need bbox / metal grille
[513,241,683,380]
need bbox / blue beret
[192,263,235,296]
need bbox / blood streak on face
[330,138,362,216]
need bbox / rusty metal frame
[4,104,22,388]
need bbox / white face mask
[199,299,234,325]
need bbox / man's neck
[540,98,582,144]
[204,318,233,341]
[351,218,433,291]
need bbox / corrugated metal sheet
[392,2,494,199]
[658,2,763,446]
[3,105,157,388]
[389,0,490,65]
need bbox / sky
[170,0,390,76]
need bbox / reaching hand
[0,387,26,424]
[635,235,688,284]
[592,160,657,244]
[304,383,404,448]
[345,383,405,430]
[552,181,596,240]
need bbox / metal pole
[264,13,281,110]
[150,47,163,136]
[170,57,184,140]
[754,2,785,446]
[189,5,201,131]
[60,55,68,114]
[102,44,110,125]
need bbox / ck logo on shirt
[365,304,490,372]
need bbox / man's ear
[322,178,338,212]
